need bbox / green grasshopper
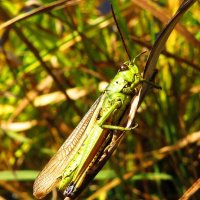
[33,1,161,198]
[33,58,152,199]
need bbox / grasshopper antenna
[110,3,131,61]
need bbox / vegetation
[0,0,199,199]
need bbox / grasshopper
[33,0,162,198]
[33,59,150,199]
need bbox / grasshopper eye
[119,63,128,72]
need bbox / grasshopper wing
[33,96,103,199]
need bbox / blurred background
[0,0,199,199]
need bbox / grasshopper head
[121,60,140,82]
[106,60,141,93]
